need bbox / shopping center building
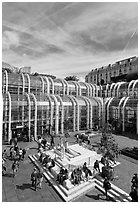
[2,60,138,143]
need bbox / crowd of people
[2,141,45,191]
[55,161,97,186]
[2,143,27,177]
[38,153,56,171]
[38,135,55,151]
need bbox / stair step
[95,179,131,202]
[29,155,97,202]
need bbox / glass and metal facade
[2,70,103,142]
[2,68,138,143]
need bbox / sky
[2,2,138,81]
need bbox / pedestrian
[48,158,55,171]
[87,134,90,144]
[103,177,111,199]
[12,160,19,177]
[83,162,87,171]
[76,134,79,143]
[22,148,26,160]
[94,160,100,173]
[18,148,23,160]
[31,168,38,191]
[50,136,54,147]
[101,156,107,166]
[131,173,138,191]
[2,158,7,176]
[12,150,17,160]
[84,167,89,181]
[2,149,7,159]
[42,138,47,149]
[14,144,19,152]
[129,186,138,202]
[38,136,42,150]
[37,170,44,189]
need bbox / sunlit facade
[85,56,138,85]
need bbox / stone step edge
[95,183,119,202]
[96,177,131,201]
[29,155,68,201]
[29,155,97,202]
[31,155,96,197]
[36,153,65,169]
[95,179,128,202]
[33,154,96,196]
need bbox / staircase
[29,154,132,202]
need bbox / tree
[100,124,119,161]
[64,75,79,81]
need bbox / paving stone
[6,195,19,202]
[2,138,138,202]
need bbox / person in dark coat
[50,136,54,147]
[103,177,111,199]
[94,160,100,172]
[129,187,138,202]
[131,173,138,190]
[22,148,26,160]
[56,167,65,185]
[83,162,87,172]
[39,152,44,163]
[31,168,38,191]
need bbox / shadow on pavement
[85,193,105,200]
[86,193,112,201]
[29,147,37,150]
[16,183,32,190]
[3,173,14,177]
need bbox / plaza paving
[2,133,138,202]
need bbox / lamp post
[60,134,65,160]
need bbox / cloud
[2,30,20,50]
[2,2,138,80]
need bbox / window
[90,76,92,82]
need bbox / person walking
[50,136,54,147]
[12,160,19,177]
[103,177,111,199]
[18,148,23,161]
[31,168,38,191]
[37,170,44,189]
[22,148,26,160]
